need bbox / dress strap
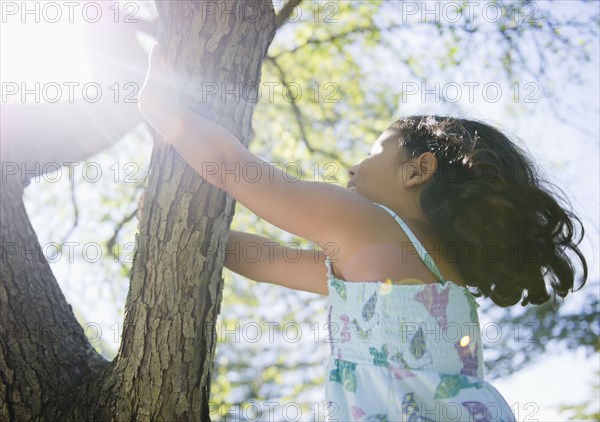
[324,255,334,279]
[374,203,446,285]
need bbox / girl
[139,45,588,421]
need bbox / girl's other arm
[225,230,329,296]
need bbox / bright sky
[0,7,92,90]
[2,1,598,420]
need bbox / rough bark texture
[1,1,277,420]
[0,171,109,420]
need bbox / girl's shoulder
[330,205,467,288]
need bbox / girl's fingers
[149,43,165,72]
[145,43,176,91]
[151,43,166,69]
[138,42,182,135]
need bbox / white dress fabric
[323,203,516,422]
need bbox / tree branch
[0,0,156,184]
[0,102,145,185]
[275,0,304,30]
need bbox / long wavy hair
[387,115,588,307]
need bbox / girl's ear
[403,152,437,187]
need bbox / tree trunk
[1,1,278,420]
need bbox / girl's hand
[138,43,183,140]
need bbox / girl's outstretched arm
[139,44,380,255]
[225,230,328,295]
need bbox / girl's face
[347,130,407,203]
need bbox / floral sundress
[323,202,516,422]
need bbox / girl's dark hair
[388,115,588,307]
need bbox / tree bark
[1,0,278,420]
